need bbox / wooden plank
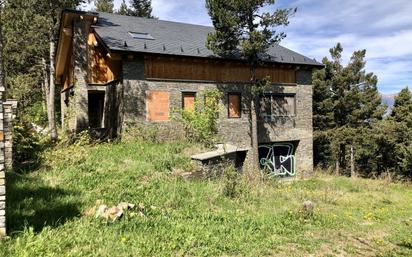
[228,94,241,118]
[147,91,170,121]
[144,55,297,83]
[183,93,196,111]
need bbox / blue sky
[82,0,412,94]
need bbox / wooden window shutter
[182,92,196,111]
[228,93,241,118]
[147,91,170,121]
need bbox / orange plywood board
[147,91,170,121]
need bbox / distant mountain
[381,93,397,114]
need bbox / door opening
[88,91,105,129]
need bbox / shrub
[122,123,159,143]
[174,89,222,146]
[12,120,43,172]
[222,164,244,198]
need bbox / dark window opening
[259,94,296,121]
[88,91,105,128]
[228,93,241,118]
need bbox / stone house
[55,10,322,177]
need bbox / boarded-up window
[147,91,170,121]
[259,94,295,120]
[182,92,196,111]
[228,93,241,118]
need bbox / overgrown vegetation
[174,89,222,146]
[1,140,411,256]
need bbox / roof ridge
[97,11,215,30]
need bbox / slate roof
[93,11,322,67]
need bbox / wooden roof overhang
[55,10,98,83]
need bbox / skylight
[128,31,155,40]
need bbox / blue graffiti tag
[259,143,296,177]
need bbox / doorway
[88,91,105,129]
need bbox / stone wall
[0,100,5,236]
[121,60,314,176]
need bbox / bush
[174,89,222,146]
[12,120,44,172]
[122,123,159,143]
[222,164,244,198]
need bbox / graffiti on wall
[258,143,296,177]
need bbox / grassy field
[0,139,411,257]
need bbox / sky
[81,0,412,94]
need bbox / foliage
[12,120,44,172]
[205,0,295,59]
[95,0,114,13]
[382,87,412,177]
[116,0,154,17]
[313,43,386,176]
[129,0,154,18]
[19,99,49,126]
[1,140,412,256]
[173,89,222,146]
[117,0,131,15]
[122,123,159,143]
[222,164,245,198]
[391,87,412,126]
[1,0,48,104]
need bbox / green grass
[1,140,411,256]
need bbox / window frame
[259,93,296,121]
[227,92,242,119]
[181,91,197,110]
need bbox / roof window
[128,31,155,40]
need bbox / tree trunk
[48,35,58,140]
[350,144,355,178]
[42,58,51,125]
[335,158,340,176]
[335,144,342,176]
[249,63,259,173]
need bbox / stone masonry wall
[0,101,5,237]
[121,60,314,176]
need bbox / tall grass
[0,140,411,256]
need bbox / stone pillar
[0,99,16,237]
[3,100,17,169]
[0,101,5,237]
[72,20,90,132]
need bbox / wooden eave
[55,10,98,83]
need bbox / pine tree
[95,0,114,13]
[313,43,385,176]
[2,0,49,108]
[129,0,153,18]
[117,0,131,15]
[205,0,295,173]
[391,87,412,125]
[389,87,412,177]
